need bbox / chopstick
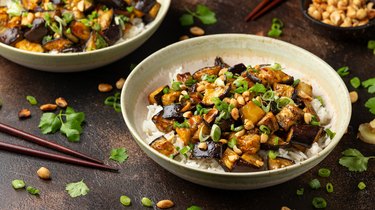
[0,122,103,164]
[245,0,286,21]
[0,141,118,172]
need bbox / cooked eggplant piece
[152,111,174,133]
[97,0,127,9]
[52,0,64,5]
[63,28,80,43]
[142,2,161,23]
[291,89,304,108]
[22,0,40,11]
[15,39,44,52]
[0,27,23,45]
[203,108,219,124]
[214,56,230,68]
[24,18,48,43]
[192,65,221,81]
[276,104,304,131]
[240,101,266,125]
[85,32,108,51]
[176,72,193,83]
[148,85,167,105]
[162,104,183,120]
[202,85,230,106]
[296,81,313,101]
[240,152,264,168]
[43,38,73,52]
[175,127,191,145]
[188,92,202,105]
[220,147,240,171]
[180,101,192,112]
[237,134,261,154]
[228,63,247,74]
[70,21,91,41]
[162,91,180,106]
[273,83,294,98]
[150,136,178,157]
[192,141,223,159]
[289,124,324,147]
[257,112,279,133]
[217,117,235,132]
[262,134,288,150]
[135,0,157,13]
[268,157,294,170]
[247,66,294,86]
[98,8,113,31]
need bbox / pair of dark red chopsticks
[0,122,118,172]
[245,0,286,21]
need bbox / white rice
[143,68,332,171]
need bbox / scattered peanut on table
[55,97,68,108]
[307,0,375,27]
[349,91,358,103]
[98,83,113,92]
[37,167,51,180]
[190,26,205,36]
[116,78,126,90]
[40,104,57,111]
[18,108,31,119]
[156,199,174,209]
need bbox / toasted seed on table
[37,167,51,179]
[55,97,68,108]
[179,35,189,41]
[40,104,57,111]
[156,199,174,209]
[98,83,113,92]
[349,91,358,103]
[18,109,31,119]
[190,26,205,36]
[116,78,126,89]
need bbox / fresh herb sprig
[38,107,85,142]
[339,148,375,172]
[104,92,121,112]
[109,147,128,163]
[66,180,90,198]
[179,4,217,26]
[267,18,283,38]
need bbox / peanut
[349,91,358,103]
[189,26,205,36]
[116,78,126,89]
[231,108,239,120]
[37,167,51,180]
[179,35,189,41]
[198,142,208,151]
[98,83,113,92]
[40,104,57,111]
[156,200,174,209]
[18,109,31,119]
[55,97,68,108]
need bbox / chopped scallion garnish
[358,181,366,190]
[309,178,321,189]
[228,138,237,148]
[318,168,331,177]
[350,77,361,89]
[312,197,327,209]
[326,183,333,193]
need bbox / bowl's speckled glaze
[121,34,351,190]
[0,0,170,72]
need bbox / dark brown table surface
[1,0,375,209]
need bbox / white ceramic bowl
[121,34,351,190]
[0,0,170,72]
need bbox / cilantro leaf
[194,4,217,25]
[365,97,375,115]
[38,113,62,134]
[339,148,375,172]
[60,120,82,142]
[66,180,90,198]
[179,14,194,26]
[109,148,128,163]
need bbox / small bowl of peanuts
[301,0,375,37]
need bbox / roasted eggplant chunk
[15,39,44,52]
[148,85,168,105]
[276,104,304,131]
[85,32,108,51]
[289,124,324,147]
[0,27,23,45]
[162,104,183,120]
[176,72,193,83]
[257,112,279,133]
[135,0,157,13]
[98,0,127,9]
[152,111,174,133]
[247,66,294,86]
[142,1,161,23]
[237,134,261,154]
[24,18,48,43]
[240,152,264,168]
[43,38,73,52]
[175,127,191,145]
[268,157,294,170]
[296,81,313,101]
[70,21,91,41]
[192,141,223,159]
[240,101,266,125]
[202,85,230,106]
[262,134,288,150]
[150,136,178,157]
[162,91,180,106]
[228,63,247,74]
[193,66,221,81]
[214,56,230,68]
[102,23,122,45]
[203,108,219,124]
[220,147,240,171]
[273,83,294,98]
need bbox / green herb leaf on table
[26,186,40,195]
[66,180,90,198]
[38,107,85,142]
[179,14,194,26]
[26,95,38,105]
[187,205,202,210]
[362,77,375,93]
[350,77,361,88]
[267,18,283,38]
[11,179,26,189]
[339,148,375,172]
[336,66,350,77]
[109,147,128,163]
[365,97,375,115]
[141,197,153,207]
[180,4,217,26]
[368,40,375,54]
[104,92,121,112]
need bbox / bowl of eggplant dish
[0,0,170,72]
[121,34,351,190]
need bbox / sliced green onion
[26,186,40,195]
[249,83,267,94]
[26,95,37,105]
[326,183,333,193]
[271,63,282,70]
[199,127,210,142]
[141,197,153,207]
[202,74,217,83]
[311,115,320,126]
[309,178,321,189]
[120,195,131,206]
[163,87,169,94]
[252,98,262,107]
[312,197,327,209]
[268,150,278,159]
[336,66,350,77]
[316,96,324,106]
[210,124,221,142]
[261,90,275,101]
[228,138,237,148]
[318,168,331,177]
[350,77,361,89]
[224,71,233,79]
[296,188,304,196]
[11,180,25,189]
[277,97,294,110]
[171,81,182,91]
[358,181,366,190]
[180,146,190,156]
[260,125,271,134]
[273,137,279,145]
[292,79,300,87]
